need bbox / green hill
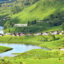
[1,0,64,33]
[11,0,64,23]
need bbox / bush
[47,33,56,41]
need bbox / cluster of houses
[5,33,25,36]
[34,31,64,36]
[0,30,64,36]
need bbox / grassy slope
[3,49,64,64]
[0,34,64,49]
[3,0,64,33]
[11,0,64,24]
[4,0,63,33]
[0,46,12,53]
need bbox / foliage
[0,35,64,49]
[0,46,12,53]
[47,33,56,41]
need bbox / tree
[61,23,64,30]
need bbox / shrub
[47,33,56,41]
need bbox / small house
[16,33,20,36]
[59,32,62,35]
[60,48,64,51]
[27,33,32,36]
[34,33,41,36]
[5,33,11,35]
[20,33,25,36]
[59,31,64,35]
[50,31,59,35]
[42,32,48,35]
[14,24,27,27]
[12,33,16,36]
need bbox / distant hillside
[1,0,64,33]
[11,0,64,24]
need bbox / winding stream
[0,43,49,58]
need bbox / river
[0,43,50,58]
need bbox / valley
[0,0,64,64]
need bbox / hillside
[0,0,64,33]
[11,0,64,24]
[4,0,63,33]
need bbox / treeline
[4,11,64,33]
[44,12,64,27]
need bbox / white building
[50,31,58,35]
[59,32,62,35]
[14,24,27,27]
[42,32,48,35]
[34,33,41,36]
[60,48,64,51]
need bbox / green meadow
[0,34,64,49]
[1,49,64,64]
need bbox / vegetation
[0,0,64,33]
[0,46,12,53]
[0,0,64,64]
[0,34,64,49]
[0,49,64,64]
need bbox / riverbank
[0,34,64,49]
[0,46,12,53]
[1,49,64,64]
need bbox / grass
[0,34,64,49]
[22,58,64,64]
[0,46,12,53]
[2,49,64,64]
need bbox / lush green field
[1,58,64,64]
[0,49,64,64]
[0,34,64,49]
[0,46,12,53]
